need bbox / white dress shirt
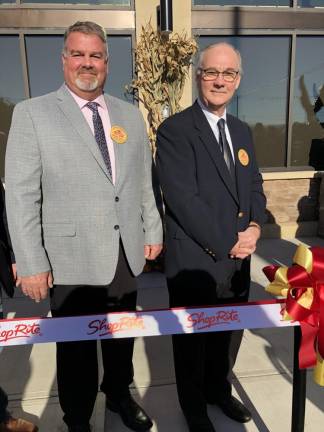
[67,86,116,184]
[197,98,235,163]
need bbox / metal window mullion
[193,29,295,36]
[9,3,132,10]
[292,0,298,8]
[19,32,30,99]
[130,29,136,105]
[286,32,297,168]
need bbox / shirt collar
[66,85,107,111]
[197,98,227,124]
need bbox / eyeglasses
[198,68,239,83]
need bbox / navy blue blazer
[156,100,266,286]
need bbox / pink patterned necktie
[86,102,112,178]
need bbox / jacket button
[115,197,119,202]
[114,225,119,230]
[238,211,244,218]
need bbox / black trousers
[50,242,137,427]
[168,261,250,417]
[0,308,9,424]
[0,386,8,423]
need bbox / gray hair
[63,21,108,59]
[196,42,243,75]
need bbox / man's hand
[144,244,163,260]
[20,271,53,303]
[230,225,261,259]
[229,238,251,260]
[238,225,260,249]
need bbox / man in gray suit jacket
[5,21,162,432]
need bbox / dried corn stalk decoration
[128,21,198,155]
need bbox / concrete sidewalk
[1,237,323,431]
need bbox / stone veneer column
[262,171,320,239]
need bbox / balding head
[197,43,242,75]
[196,42,242,116]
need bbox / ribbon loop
[263,244,324,386]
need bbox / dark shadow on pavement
[1,292,52,429]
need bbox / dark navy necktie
[86,102,112,178]
[217,118,235,179]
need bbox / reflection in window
[0,36,25,177]
[25,34,133,102]
[104,35,133,102]
[292,37,324,169]
[22,0,129,3]
[197,36,290,168]
[298,0,324,7]
[25,35,64,98]
[194,0,290,5]
[0,0,16,3]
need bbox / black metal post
[291,326,307,432]
[160,0,173,34]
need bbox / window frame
[192,0,293,7]
[0,0,133,9]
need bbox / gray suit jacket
[5,85,162,285]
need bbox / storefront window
[291,36,324,169]
[105,35,133,102]
[197,36,290,168]
[298,0,324,7]
[25,35,63,98]
[194,1,290,6]
[21,0,130,4]
[0,36,25,177]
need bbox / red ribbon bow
[263,245,324,386]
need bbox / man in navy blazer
[156,43,266,432]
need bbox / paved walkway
[1,237,323,431]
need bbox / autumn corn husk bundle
[128,22,197,155]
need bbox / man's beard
[75,75,99,92]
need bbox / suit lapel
[227,114,248,209]
[56,85,113,183]
[192,101,238,204]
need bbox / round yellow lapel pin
[238,149,249,166]
[110,125,127,144]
